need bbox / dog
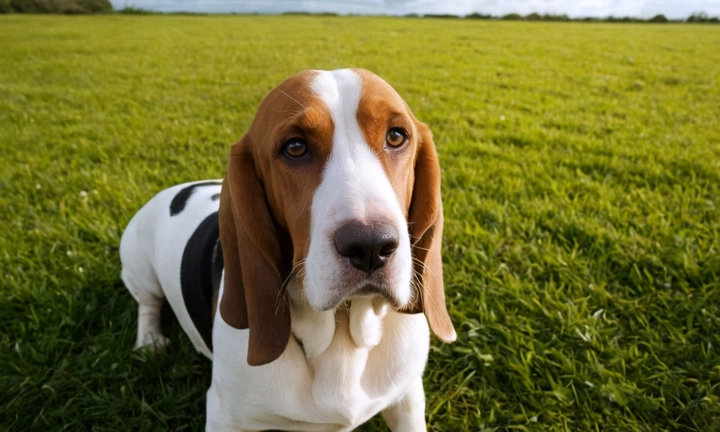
[119,68,456,431]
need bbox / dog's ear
[218,137,291,366]
[405,121,457,343]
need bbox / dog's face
[219,69,455,365]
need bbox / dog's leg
[135,300,170,351]
[381,376,427,432]
[121,266,170,351]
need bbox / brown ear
[218,138,291,366]
[406,122,457,343]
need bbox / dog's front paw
[134,332,171,353]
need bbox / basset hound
[119,68,456,431]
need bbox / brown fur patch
[219,70,336,365]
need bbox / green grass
[1,14,719,431]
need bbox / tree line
[421,12,719,23]
[2,3,719,22]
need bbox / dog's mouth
[325,281,404,311]
[354,283,386,297]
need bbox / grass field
[1,14,720,431]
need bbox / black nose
[334,221,399,274]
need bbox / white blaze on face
[303,69,413,311]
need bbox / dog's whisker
[278,88,307,110]
[280,259,306,292]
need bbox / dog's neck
[284,280,411,423]
[287,280,389,359]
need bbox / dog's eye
[386,128,407,148]
[283,139,307,159]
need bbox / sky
[109,0,720,19]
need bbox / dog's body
[120,180,429,430]
[120,69,455,431]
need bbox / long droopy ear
[406,122,457,343]
[218,137,291,366]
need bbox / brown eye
[386,128,407,148]
[283,139,307,159]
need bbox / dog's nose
[334,221,399,274]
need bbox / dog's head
[219,69,456,366]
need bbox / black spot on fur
[170,181,222,216]
[180,212,222,352]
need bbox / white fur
[120,69,432,431]
[207,283,429,431]
[304,69,413,312]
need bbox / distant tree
[0,0,11,12]
[466,12,492,20]
[525,12,541,21]
[501,13,522,20]
[9,0,40,12]
[687,12,709,22]
[76,0,110,12]
[117,5,152,14]
[686,11,719,22]
[604,15,639,22]
[279,11,337,16]
[649,14,668,22]
[424,13,460,19]
[543,14,570,21]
